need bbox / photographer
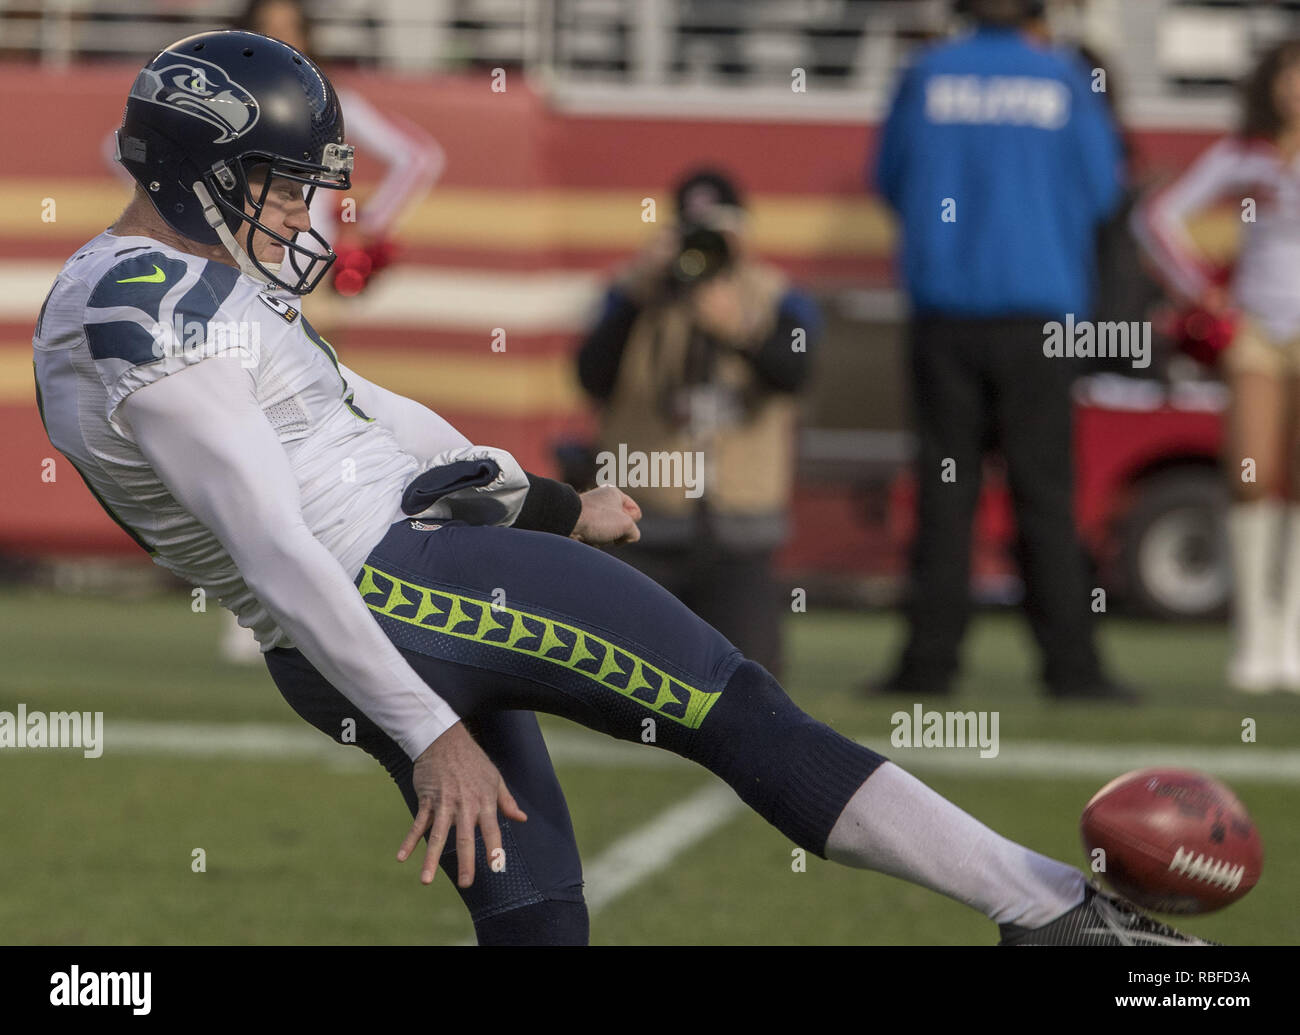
[576,168,820,677]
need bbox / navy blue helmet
[115,30,354,295]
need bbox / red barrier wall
[0,64,1218,560]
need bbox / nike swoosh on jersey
[116,264,166,284]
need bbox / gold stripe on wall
[0,181,897,255]
[0,179,1244,265]
[0,346,585,416]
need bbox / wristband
[514,473,583,536]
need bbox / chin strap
[193,180,273,286]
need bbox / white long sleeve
[118,356,461,760]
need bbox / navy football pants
[265,519,884,943]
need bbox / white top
[1135,135,1300,341]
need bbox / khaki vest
[599,261,798,519]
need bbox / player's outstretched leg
[350,518,1209,944]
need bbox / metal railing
[1,0,1296,124]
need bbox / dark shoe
[1046,678,1140,704]
[999,881,1216,945]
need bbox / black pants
[891,315,1103,693]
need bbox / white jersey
[31,229,541,758]
[1135,136,1300,341]
[33,230,417,649]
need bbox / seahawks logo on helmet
[128,54,259,144]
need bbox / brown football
[1080,767,1263,914]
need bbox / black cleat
[998,882,1217,945]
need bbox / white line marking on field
[454,778,743,943]
[873,740,1300,783]
[580,781,743,914]
[94,720,371,770]
[58,720,1300,785]
[103,721,339,757]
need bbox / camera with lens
[671,222,732,286]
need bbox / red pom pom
[334,268,366,297]
[366,239,395,273]
[341,248,372,276]
[328,239,395,296]
[1171,307,1236,368]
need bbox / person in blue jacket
[870,0,1133,700]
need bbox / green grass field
[1,584,1296,945]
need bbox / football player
[32,30,1207,946]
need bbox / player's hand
[397,722,527,888]
[571,485,642,545]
